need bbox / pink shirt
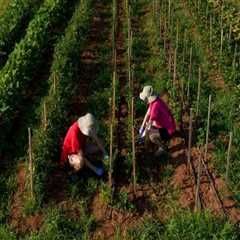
[148,97,176,135]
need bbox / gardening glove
[139,127,145,136]
[95,167,104,176]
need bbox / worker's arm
[77,150,103,175]
[92,134,108,157]
[140,107,150,132]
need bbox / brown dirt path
[114,0,129,184]
[46,0,113,204]
[9,164,43,235]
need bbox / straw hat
[139,85,157,103]
[78,113,98,137]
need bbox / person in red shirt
[139,86,176,156]
[60,113,108,176]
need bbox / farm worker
[139,86,176,156]
[60,113,109,176]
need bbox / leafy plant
[0,0,43,67]
[0,0,76,154]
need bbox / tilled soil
[9,164,43,235]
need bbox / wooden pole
[159,0,162,38]
[195,152,202,211]
[176,22,179,51]
[220,28,223,58]
[53,72,56,94]
[173,48,177,85]
[225,131,233,184]
[187,47,192,100]
[28,128,33,199]
[183,30,187,64]
[131,97,136,193]
[43,101,47,130]
[210,15,212,49]
[112,70,116,123]
[128,10,132,91]
[168,0,171,31]
[232,43,237,72]
[187,108,193,171]
[228,23,232,47]
[204,95,212,162]
[196,67,201,117]
[164,16,167,54]
[109,123,113,187]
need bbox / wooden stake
[204,95,212,162]
[109,123,113,187]
[43,101,47,130]
[195,152,202,211]
[168,0,171,31]
[187,108,193,171]
[183,30,187,64]
[228,23,232,47]
[187,47,192,100]
[168,52,172,75]
[159,0,162,37]
[28,128,33,199]
[225,131,233,184]
[220,28,223,58]
[164,17,167,54]
[176,22,179,51]
[112,69,116,122]
[131,97,136,193]
[53,72,57,95]
[210,15,212,49]
[196,67,201,117]
[173,48,177,85]
[128,12,132,91]
[232,43,237,72]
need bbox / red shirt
[60,121,86,165]
[149,97,176,135]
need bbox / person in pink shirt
[139,86,176,156]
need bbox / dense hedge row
[31,0,92,206]
[206,0,240,42]
[0,0,43,67]
[0,0,76,153]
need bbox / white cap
[77,113,98,137]
[139,85,157,103]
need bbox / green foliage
[165,211,239,240]
[27,207,95,240]
[0,170,17,223]
[100,183,112,205]
[128,211,239,240]
[31,0,93,207]
[0,0,42,63]
[0,225,17,240]
[114,190,135,211]
[0,0,76,153]
[127,218,164,240]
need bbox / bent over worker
[139,86,176,157]
[60,113,109,176]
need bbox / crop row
[0,0,76,154]
[29,0,93,206]
[0,0,43,67]
[160,0,240,195]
